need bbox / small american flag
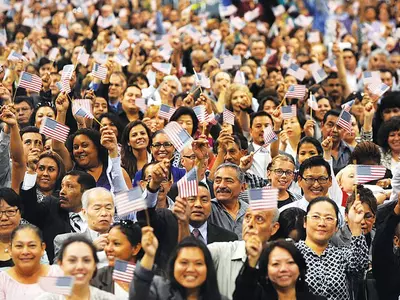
[92,63,107,80]
[115,187,147,217]
[286,63,306,81]
[341,100,355,112]
[323,58,337,71]
[362,71,380,84]
[77,49,89,67]
[309,62,327,84]
[19,72,42,93]
[152,62,171,75]
[280,53,292,68]
[336,110,353,133]
[248,187,278,210]
[74,107,94,119]
[7,50,27,62]
[135,98,147,112]
[159,104,176,121]
[177,167,198,198]
[61,64,74,80]
[38,276,74,295]
[72,99,92,115]
[164,121,193,153]
[285,85,306,99]
[194,71,211,88]
[223,109,235,125]
[193,105,207,123]
[368,82,389,97]
[355,165,386,184]
[112,259,135,283]
[48,48,59,62]
[307,94,319,110]
[118,40,130,52]
[40,117,70,143]
[233,70,246,85]
[56,79,71,94]
[281,105,297,120]
[263,126,278,145]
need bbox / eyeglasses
[272,169,294,177]
[306,214,337,225]
[301,176,329,185]
[0,208,19,218]
[151,142,173,149]
[183,155,196,160]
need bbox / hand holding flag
[115,187,147,218]
[177,167,198,198]
[38,276,75,296]
[112,260,135,283]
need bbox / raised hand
[93,233,108,251]
[151,159,170,186]
[27,148,41,172]
[239,152,254,172]
[0,106,17,126]
[41,72,51,91]
[172,196,190,223]
[304,120,316,137]
[141,226,158,258]
[216,128,234,153]
[55,92,69,114]
[347,194,365,236]
[100,126,118,156]
[245,235,263,268]
[271,108,283,131]
[321,136,333,160]
[192,138,209,161]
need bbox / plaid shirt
[238,172,269,203]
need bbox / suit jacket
[167,178,215,201]
[91,266,114,294]
[137,207,238,271]
[20,185,71,262]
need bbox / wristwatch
[146,182,159,193]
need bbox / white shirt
[249,142,271,179]
[114,282,129,300]
[189,221,208,244]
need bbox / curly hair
[377,116,400,153]
[224,83,253,112]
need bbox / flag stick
[310,92,313,119]
[190,85,201,95]
[11,86,18,104]
[93,116,103,127]
[353,160,357,198]
[144,209,151,227]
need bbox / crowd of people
[0,0,399,299]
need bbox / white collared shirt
[189,221,208,244]
[249,142,271,179]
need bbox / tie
[70,213,82,233]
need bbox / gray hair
[272,208,280,223]
[163,75,182,93]
[81,187,114,210]
[215,162,245,184]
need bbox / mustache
[216,187,231,193]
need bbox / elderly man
[53,187,115,266]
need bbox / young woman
[0,224,62,299]
[37,235,116,300]
[91,220,142,297]
[378,116,400,173]
[233,240,325,300]
[130,227,226,300]
[297,197,368,300]
[121,121,152,180]
[31,104,56,129]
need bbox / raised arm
[172,196,190,242]
[332,42,351,99]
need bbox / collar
[189,221,207,237]
[88,227,101,241]
[338,140,353,152]
[231,241,247,261]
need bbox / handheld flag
[61,64,74,80]
[285,85,306,99]
[233,70,246,84]
[263,126,278,145]
[336,110,353,133]
[113,259,135,283]
[135,98,147,112]
[40,117,70,143]
[152,62,171,75]
[223,109,235,125]
[159,104,176,121]
[7,50,27,62]
[164,121,193,153]
[38,276,74,295]
[281,105,297,120]
[286,63,307,81]
[115,187,147,217]
[309,62,327,84]
[341,100,355,112]
[177,167,198,198]
[194,72,211,89]
[323,58,337,71]
[48,48,59,62]
[56,80,71,94]
[244,7,260,22]
[92,63,107,80]
[280,53,292,68]
[248,188,278,211]
[362,71,381,84]
[355,165,386,184]
[368,82,389,97]
[74,107,94,119]
[77,49,89,67]
[307,94,319,111]
[18,72,42,93]
[193,105,207,123]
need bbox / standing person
[0,224,63,299]
[37,235,116,300]
[298,197,368,300]
[233,240,326,300]
[130,227,227,300]
[91,220,142,297]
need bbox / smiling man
[119,85,144,128]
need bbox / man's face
[187,186,211,227]
[15,101,33,125]
[250,116,273,146]
[233,43,247,57]
[242,208,279,244]
[390,54,400,70]
[22,132,43,158]
[39,63,52,77]
[181,148,196,172]
[109,74,125,99]
[213,167,246,202]
[321,115,344,143]
[325,78,343,99]
[180,76,195,93]
[212,72,230,97]
[380,71,393,89]
[122,86,141,114]
[224,142,244,165]
[342,51,357,71]
[83,190,114,234]
[250,41,266,61]
[298,166,332,202]
[59,175,84,212]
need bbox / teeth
[75,274,85,279]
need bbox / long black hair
[167,237,221,300]
[120,120,152,179]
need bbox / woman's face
[267,160,295,191]
[267,247,300,290]
[176,115,194,136]
[388,130,400,153]
[315,98,331,121]
[350,100,364,122]
[129,124,149,151]
[283,117,302,139]
[11,228,45,272]
[174,247,207,289]
[343,116,359,144]
[36,157,59,193]
[100,118,119,139]
[305,201,338,245]
[151,133,174,161]
[93,98,108,119]
[105,227,139,267]
[35,107,55,128]
[60,242,96,287]
[263,100,277,115]
[338,166,355,193]
[284,75,297,87]
[298,143,319,165]
[72,134,99,168]
[231,90,249,113]
[0,200,21,238]
[360,203,375,235]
